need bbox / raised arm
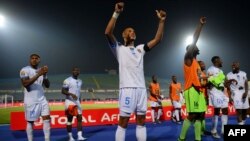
[191,17,206,46]
[147,10,166,49]
[184,17,206,66]
[104,2,124,46]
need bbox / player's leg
[221,94,229,135]
[242,109,247,124]
[211,108,220,138]
[150,102,157,123]
[26,121,34,141]
[210,93,222,138]
[41,115,51,141]
[156,106,163,123]
[193,113,203,141]
[135,88,147,141]
[236,109,243,124]
[178,89,194,141]
[178,113,194,141]
[75,102,87,141]
[116,115,130,141]
[221,107,228,134]
[136,114,146,141]
[200,112,211,136]
[25,103,42,141]
[66,115,75,141]
[115,88,135,141]
[174,101,182,123]
[76,114,87,140]
[41,100,51,141]
[65,103,77,141]
[248,97,250,117]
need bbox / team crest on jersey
[137,49,141,53]
[20,70,26,76]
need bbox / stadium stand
[0,74,173,102]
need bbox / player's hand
[231,79,238,85]
[42,66,48,74]
[200,16,206,25]
[37,66,48,76]
[70,94,78,100]
[242,92,247,99]
[115,2,124,13]
[156,10,166,21]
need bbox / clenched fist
[156,10,166,21]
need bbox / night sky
[0,0,249,80]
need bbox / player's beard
[131,35,136,40]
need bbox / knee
[214,108,220,115]
[42,115,50,120]
[118,116,130,128]
[77,114,82,122]
[67,115,73,123]
[222,108,228,115]
[136,115,146,126]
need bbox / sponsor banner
[10,105,236,130]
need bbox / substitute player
[62,67,87,141]
[149,75,163,124]
[169,75,183,124]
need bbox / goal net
[0,94,14,108]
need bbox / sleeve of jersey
[143,44,151,52]
[109,41,120,58]
[244,72,248,80]
[62,79,69,88]
[208,72,226,87]
[20,68,28,79]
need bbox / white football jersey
[62,76,82,101]
[227,71,247,92]
[111,42,146,88]
[20,66,46,104]
[207,65,225,95]
[207,65,224,78]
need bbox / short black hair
[30,53,40,58]
[211,56,220,64]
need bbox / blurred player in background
[149,75,163,124]
[169,75,183,124]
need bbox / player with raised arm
[105,2,166,141]
[178,17,206,141]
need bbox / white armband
[112,12,119,19]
